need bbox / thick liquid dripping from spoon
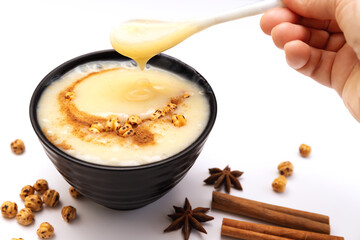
[111,20,199,70]
[110,0,284,70]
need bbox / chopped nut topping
[61,206,77,223]
[16,208,34,226]
[37,222,54,239]
[65,92,75,100]
[128,115,142,125]
[1,201,18,218]
[10,139,25,155]
[172,114,187,127]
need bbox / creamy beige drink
[37,61,210,166]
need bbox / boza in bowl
[30,50,217,209]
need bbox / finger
[271,22,330,49]
[284,40,336,88]
[283,0,360,59]
[282,0,337,19]
[325,33,346,52]
[342,64,360,122]
[299,18,341,32]
[336,0,360,59]
[260,8,341,35]
[331,44,359,95]
[260,8,299,35]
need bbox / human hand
[260,0,360,122]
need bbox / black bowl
[29,50,217,210]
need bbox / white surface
[0,0,359,239]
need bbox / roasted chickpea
[61,206,77,223]
[163,106,172,114]
[37,222,54,239]
[183,93,191,99]
[42,189,60,207]
[278,161,294,177]
[105,117,121,132]
[20,185,35,201]
[167,102,177,110]
[16,208,34,226]
[117,123,132,135]
[24,195,42,212]
[69,187,81,198]
[1,201,18,218]
[299,144,311,157]
[128,115,142,125]
[33,179,49,194]
[89,122,105,133]
[10,139,25,155]
[88,127,101,134]
[171,114,187,127]
[122,128,136,137]
[151,109,164,120]
[64,92,75,100]
[272,175,287,193]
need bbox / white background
[0,0,359,239]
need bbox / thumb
[282,0,337,19]
[283,0,360,60]
[335,0,360,59]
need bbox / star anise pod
[204,165,243,193]
[164,198,214,240]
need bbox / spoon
[111,0,284,69]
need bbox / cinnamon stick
[212,191,330,234]
[222,225,293,240]
[213,191,329,224]
[241,196,328,224]
[222,218,344,240]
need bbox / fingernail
[284,42,308,70]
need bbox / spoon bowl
[111,0,284,69]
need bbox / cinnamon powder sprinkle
[43,128,73,150]
[133,126,155,145]
[44,68,189,149]
[57,69,119,145]
[170,96,184,105]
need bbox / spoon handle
[198,0,284,29]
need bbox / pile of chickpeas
[1,176,81,239]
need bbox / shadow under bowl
[29,50,217,210]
